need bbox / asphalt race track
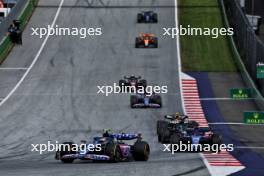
[0,0,209,175]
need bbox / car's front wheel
[133,141,150,161]
[130,95,138,108]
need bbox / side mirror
[164,115,173,120]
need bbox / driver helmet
[102,129,112,137]
[175,112,181,118]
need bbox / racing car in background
[137,11,158,23]
[135,33,158,48]
[55,130,150,163]
[157,112,199,138]
[158,124,222,150]
[130,92,162,108]
[119,75,147,91]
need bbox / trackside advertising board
[244,111,264,124]
[230,88,252,99]
[257,63,264,79]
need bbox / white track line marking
[209,122,264,126]
[174,0,184,113]
[200,97,254,101]
[0,0,64,107]
[235,146,264,149]
[0,68,28,70]
[174,1,214,176]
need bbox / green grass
[0,0,38,64]
[179,0,237,72]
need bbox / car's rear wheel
[135,38,141,48]
[153,13,158,23]
[137,14,143,23]
[188,121,199,128]
[105,143,121,162]
[130,95,138,108]
[138,79,147,88]
[151,95,162,107]
[119,79,126,87]
[211,134,222,145]
[153,38,158,48]
[133,141,150,161]
[211,134,222,152]
[59,142,76,163]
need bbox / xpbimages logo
[163,25,234,39]
[162,142,234,154]
[97,83,168,96]
[31,141,102,154]
[31,25,102,39]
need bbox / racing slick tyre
[211,134,222,145]
[170,134,180,145]
[158,134,162,142]
[133,141,150,161]
[137,14,143,23]
[153,13,158,23]
[135,38,141,48]
[156,120,168,136]
[105,143,121,162]
[188,121,199,128]
[130,95,138,108]
[152,38,158,48]
[138,79,147,88]
[151,95,162,108]
[59,142,76,163]
[160,128,170,143]
[119,79,127,91]
[211,134,222,152]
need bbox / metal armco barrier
[221,0,264,98]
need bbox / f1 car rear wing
[164,115,188,120]
[185,127,211,134]
[124,75,141,79]
[198,127,211,132]
[110,133,141,140]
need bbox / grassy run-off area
[179,0,237,71]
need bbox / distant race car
[159,125,222,150]
[137,11,158,23]
[135,33,158,48]
[130,93,162,108]
[119,75,147,91]
[157,113,199,139]
[55,131,150,163]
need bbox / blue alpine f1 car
[137,11,158,23]
[130,93,162,108]
[55,130,150,163]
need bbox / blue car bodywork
[137,11,158,23]
[56,133,149,163]
[130,93,162,108]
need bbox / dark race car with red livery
[119,75,147,91]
